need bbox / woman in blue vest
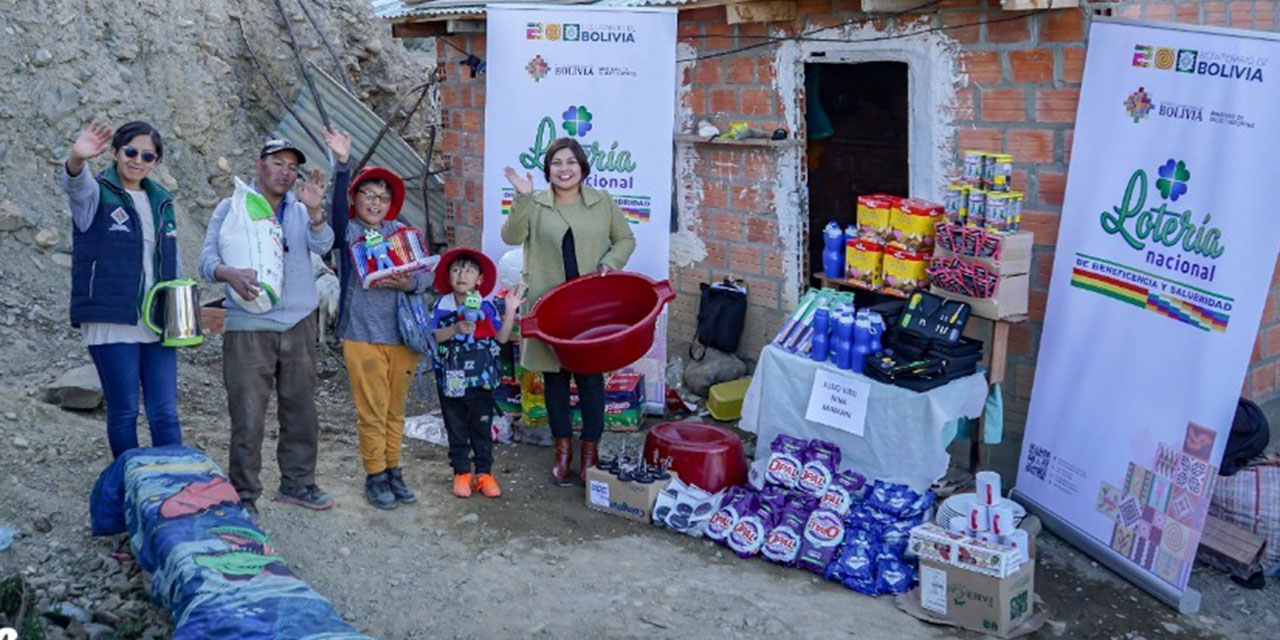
[62,120,184,458]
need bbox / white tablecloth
[740,345,987,492]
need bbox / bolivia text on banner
[482,5,677,411]
[1017,19,1280,609]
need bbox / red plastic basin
[643,422,748,493]
[520,271,675,375]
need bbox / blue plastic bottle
[834,306,855,369]
[822,222,845,279]
[867,311,885,354]
[852,309,873,374]
[810,307,830,362]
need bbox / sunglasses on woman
[122,146,158,163]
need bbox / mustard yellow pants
[343,340,419,474]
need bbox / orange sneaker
[452,473,473,498]
[472,473,502,498]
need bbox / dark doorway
[804,62,910,281]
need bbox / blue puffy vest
[70,166,178,327]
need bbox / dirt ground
[2,336,1279,639]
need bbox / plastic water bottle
[852,309,873,374]
[835,306,855,370]
[822,222,845,279]
[867,311,885,353]
[811,307,830,362]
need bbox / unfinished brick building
[379,0,1280,451]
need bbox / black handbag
[690,279,748,360]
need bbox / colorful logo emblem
[1132,45,1151,68]
[110,207,129,225]
[1124,87,1153,122]
[525,54,549,81]
[1155,159,1190,202]
[1154,47,1176,70]
[1176,49,1198,73]
[561,105,593,137]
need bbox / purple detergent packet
[761,507,807,566]
[796,508,846,573]
[819,470,867,516]
[796,440,842,497]
[727,503,778,558]
[705,489,756,544]
[765,435,807,488]
[785,493,820,517]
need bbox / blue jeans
[88,342,182,458]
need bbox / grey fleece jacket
[198,179,335,332]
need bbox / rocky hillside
[0,0,432,370]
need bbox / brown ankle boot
[551,437,573,486]
[578,440,599,485]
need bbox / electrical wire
[431,4,1054,75]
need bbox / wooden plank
[446,19,486,34]
[726,0,798,25]
[1197,514,1266,579]
[811,273,909,299]
[391,21,450,38]
[862,0,939,10]
[989,320,1010,385]
[674,133,802,147]
[1000,0,1080,10]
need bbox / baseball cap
[259,138,307,165]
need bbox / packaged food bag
[218,177,284,313]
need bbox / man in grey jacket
[199,139,336,518]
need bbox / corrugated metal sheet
[273,63,445,246]
[372,0,693,21]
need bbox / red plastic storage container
[643,422,748,493]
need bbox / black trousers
[544,371,605,441]
[440,389,495,475]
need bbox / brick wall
[430,0,1280,428]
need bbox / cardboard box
[931,273,1028,321]
[583,467,675,523]
[918,557,1035,638]
[931,231,1032,277]
[909,523,1024,579]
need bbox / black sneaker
[275,484,335,511]
[385,467,417,504]
[364,472,397,510]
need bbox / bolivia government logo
[1124,87,1153,122]
[526,54,549,81]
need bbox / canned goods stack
[954,150,1022,232]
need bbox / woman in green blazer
[502,137,636,486]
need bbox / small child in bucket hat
[430,248,524,498]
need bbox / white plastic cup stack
[976,470,1002,506]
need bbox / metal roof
[372,0,699,21]
[272,62,445,246]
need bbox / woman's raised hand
[504,166,533,195]
[70,121,113,162]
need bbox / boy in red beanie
[431,248,522,498]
